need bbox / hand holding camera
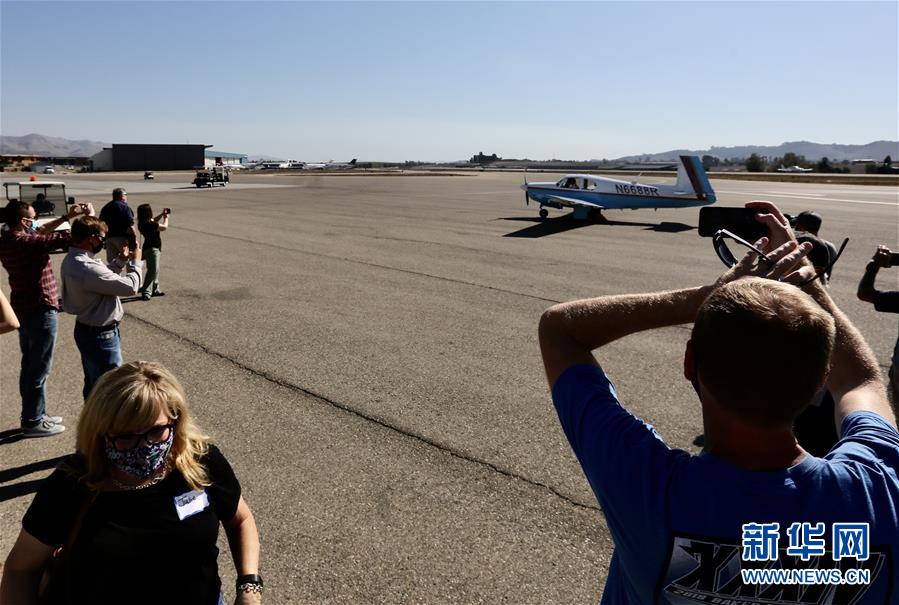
[163,208,172,216]
[872,246,898,268]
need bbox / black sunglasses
[713,229,774,268]
[107,423,175,450]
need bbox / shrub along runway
[1,171,896,602]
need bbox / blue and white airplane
[520,155,716,219]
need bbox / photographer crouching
[539,201,898,601]
[857,245,899,405]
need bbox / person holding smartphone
[857,245,899,404]
[137,204,169,301]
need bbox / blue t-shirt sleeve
[552,364,682,582]
[827,411,899,467]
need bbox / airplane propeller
[523,170,529,205]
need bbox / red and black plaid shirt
[0,229,71,316]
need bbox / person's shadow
[0,455,68,502]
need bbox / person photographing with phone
[0,201,93,437]
[540,201,898,601]
[137,204,169,301]
[857,245,899,404]
[61,215,142,400]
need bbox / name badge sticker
[173,489,210,521]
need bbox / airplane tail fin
[350,159,357,165]
[675,155,716,203]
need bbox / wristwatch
[236,573,263,594]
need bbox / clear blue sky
[1,1,896,161]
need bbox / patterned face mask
[104,430,174,479]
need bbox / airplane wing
[541,194,606,210]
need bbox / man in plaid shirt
[0,200,90,437]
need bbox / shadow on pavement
[501,215,694,238]
[0,455,68,503]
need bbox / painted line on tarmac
[125,312,601,513]
[716,190,898,206]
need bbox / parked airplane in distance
[777,165,813,173]
[521,155,716,220]
[304,159,358,170]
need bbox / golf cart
[192,166,229,188]
[3,180,75,216]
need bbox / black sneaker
[152,291,166,297]
[22,418,66,438]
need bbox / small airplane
[521,155,716,220]
[777,165,813,173]
[303,159,357,170]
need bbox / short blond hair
[75,361,211,490]
[692,278,835,426]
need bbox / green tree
[781,152,807,168]
[884,155,893,166]
[701,155,719,170]
[816,157,833,173]
[745,153,766,172]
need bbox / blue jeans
[18,307,58,425]
[73,322,123,399]
[140,246,161,296]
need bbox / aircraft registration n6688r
[521,155,716,220]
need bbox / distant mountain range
[3,133,898,163]
[0,134,110,157]
[614,140,899,163]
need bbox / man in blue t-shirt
[539,201,899,603]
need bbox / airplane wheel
[539,208,548,219]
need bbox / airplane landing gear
[539,208,548,219]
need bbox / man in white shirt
[60,215,142,399]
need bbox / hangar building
[91,144,210,171]
[205,150,247,168]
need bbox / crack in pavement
[126,312,602,513]
[174,225,562,304]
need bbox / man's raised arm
[539,286,713,389]
[807,279,895,428]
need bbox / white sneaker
[22,418,66,438]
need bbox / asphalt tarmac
[1,171,897,602]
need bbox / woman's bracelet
[237,573,264,593]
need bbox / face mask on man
[25,220,37,233]
[91,240,104,255]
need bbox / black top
[874,289,899,314]
[138,220,162,249]
[24,444,240,605]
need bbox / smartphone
[891,253,899,266]
[163,208,172,214]
[698,207,767,241]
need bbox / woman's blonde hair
[76,361,211,490]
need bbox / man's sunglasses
[712,229,848,286]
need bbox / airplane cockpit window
[583,179,597,190]
[561,177,579,189]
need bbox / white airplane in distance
[777,165,813,173]
[303,159,358,170]
[521,155,716,220]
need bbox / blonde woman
[0,362,263,605]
